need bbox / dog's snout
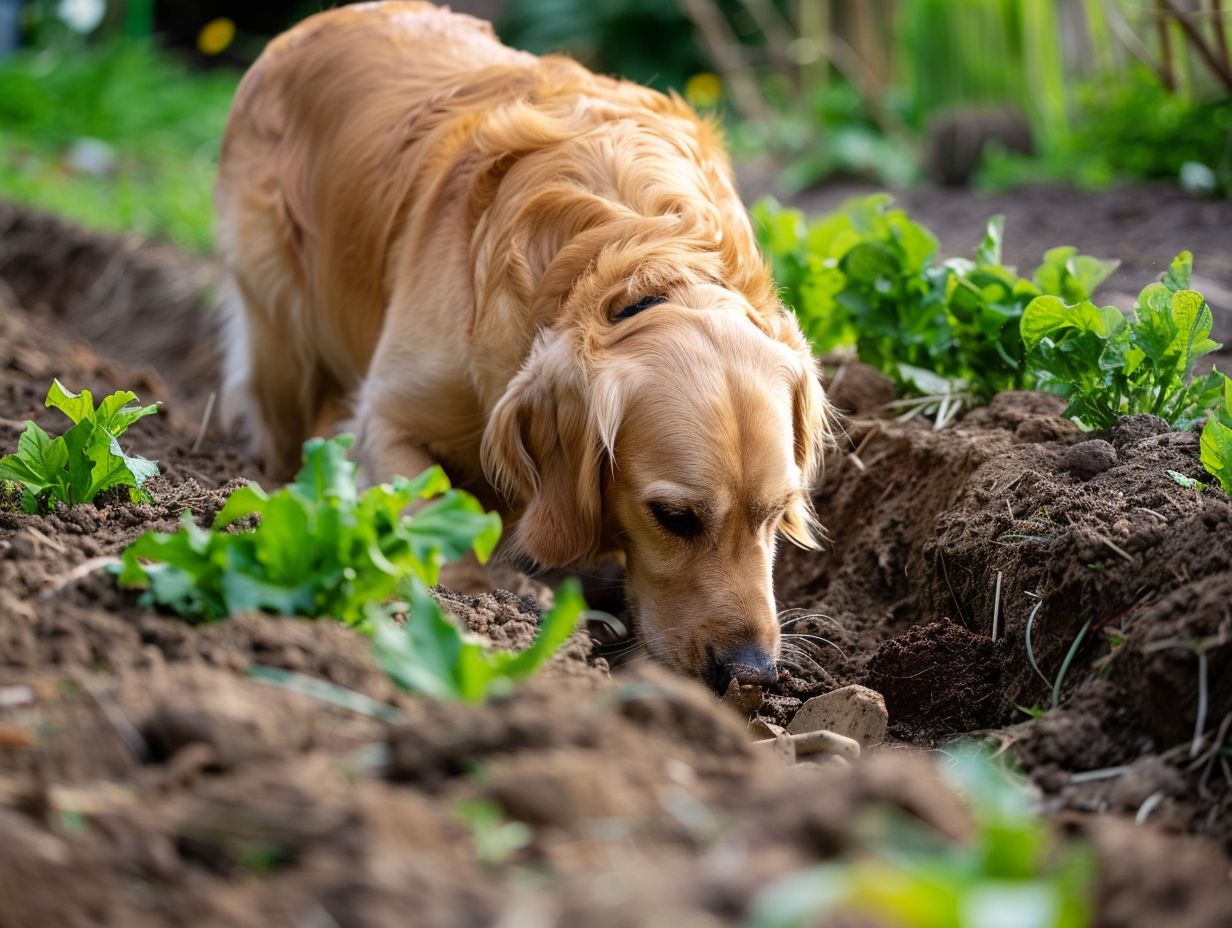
[706,644,779,693]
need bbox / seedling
[453,799,533,865]
[1023,252,1223,430]
[0,380,158,513]
[116,434,501,627]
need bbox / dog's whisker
[781,633,848,661]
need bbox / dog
[215,1,833,691]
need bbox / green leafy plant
[748,746,1095,928]
[1022,251,1223,430]
[116,435,501,627]
[1200,374,1232,494]
[754,194,1116,399]
[0,380,158,513]
[375,577,585,702]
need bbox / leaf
[1200,375,1232,494]
[976,215,1004,266]
[496,577,586,679]
[1168,470,1207,490]
[374,577,586,702]
[292,434,358,504]
[1162,250,1193,291]
[1021,296,1124,349]
[0,422,68,506]
[44,379,95,424]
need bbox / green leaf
[44,379,95,424]
[292,434,358,504]
[976,215,1004,266]
[374,577,586,702]
[1201,375,1232,494]
[0,422,68,506]
[1162,250,1193,291]
[1021,296,1124,349]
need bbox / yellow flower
[684,72,723,109]
[197,17,236,56]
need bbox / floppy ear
[770,310,834,549]
[480,332,604,567]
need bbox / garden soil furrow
[2,200,1230,926]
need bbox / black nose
[705,645,779,694]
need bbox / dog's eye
[649,501,703,540]
[613,294,666,322]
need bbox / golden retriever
[215,1,832,690]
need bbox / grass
[0,40,239,252]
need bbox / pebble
[787,684,888,750]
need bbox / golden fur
[216,1,833,684]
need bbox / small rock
[787,684,888,749]
[1063,439,1118,480]
[721,680,764,717]
[747,717,786,740]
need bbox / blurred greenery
[1,0,1230,253]
[0,39,237,250]
[978,67,1232,195]
[748,745,1096,928]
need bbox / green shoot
[374,577,586,702]
[453,799,533,866]
[1052,619,1092,709]
[116,434,501,627]
[0,380,158,513]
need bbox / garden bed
[1,198,1230,926]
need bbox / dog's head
[482,281,832,691]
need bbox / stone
[786,684,888,749]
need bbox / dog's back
[216,2,534,473]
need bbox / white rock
[786,684,888,749]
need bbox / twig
[40,555,121,596]
[192,391,217,452]
[677,0,772,122]
[1160,0,1232,90]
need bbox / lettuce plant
[0,380,158,512]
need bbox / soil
[2,196,1232,926]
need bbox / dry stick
[192,390,217,452]
[1101,0,1174,85]
[1160,0,1232,89]
[1213,0,1232,71]
[677,0,772,123]
[1157,0,1178,91]
[40,555,122,596]
[734,0,795,75]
